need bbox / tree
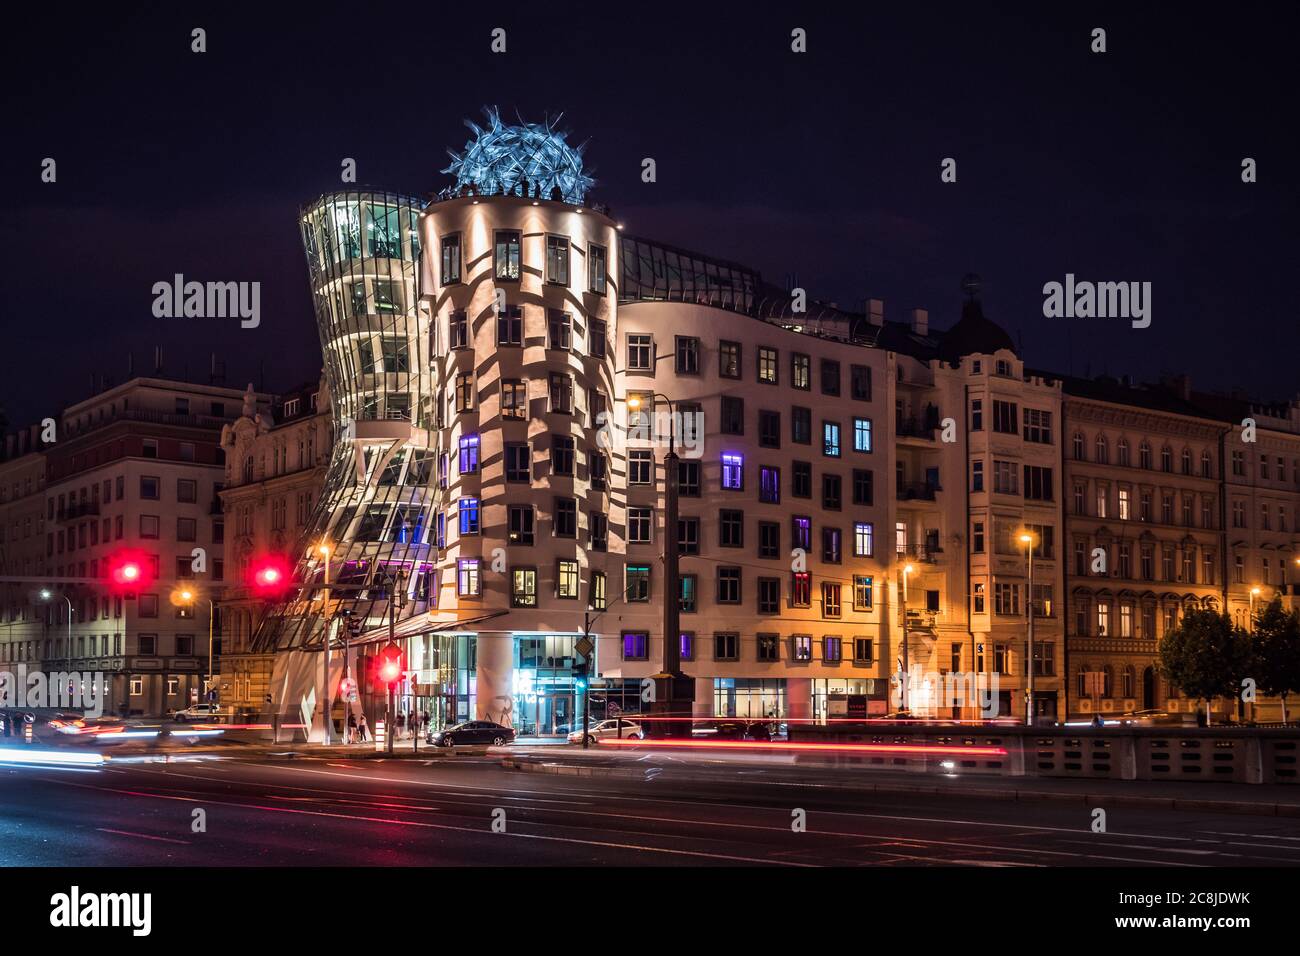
[1157,609,1251,726]
[1252,596,1300,724]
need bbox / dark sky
[3,3,1296,426]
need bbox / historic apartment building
[0,376,267,716]
[216,380,330,712]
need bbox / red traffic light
[107,549,154,592]
[248,554,293,596]
[377,642,404,685]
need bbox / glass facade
[713,678,786,719]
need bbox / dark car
[703,720,773,741]
[427,720,515,747]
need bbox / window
[1022,465,1053,501]
[493,304,523,346]
[853,637,874,664]
[545,235,570,285]
[824,636,843,663]
[177,517,197,542]
[719,509,744,547]
[851,364,872,401]
[714,632,740,661]
[459,435,481,474]
[627,334,653,371]
[972,521,985,553]
[1023,408,1052,444]
[140,476,160,500]
[823,422,841,457]
[852,418,872,453]
[628,507,653,544]
[792,635,814,661]
[758,410,781,448]
[678,460,701,497]
[504,443,531,483]
[556,560,579,599]
[177,479,197,503]
[791,571,811,607]
[820,360,840,396]
[627,449,652,485]
[457,559,481,596]
[792,353,810,390]
[792,515,812,552]
[622,632,649,661]
[853,575,873,611]
[440,233,462,284]
[508,505,534,545]
[994,583,1021,616]
[716,567,742,604]
[853,522,874,557]
[852,469,873,505]
[551,436,575,476]
[494,230,521,279]
[590,513,608,551]
[588,318,607,357]
[721,396,744,435]
[821,582,842,618]
[822,474,841,510]
[511,568,537,607]
[454,372,475,412]
[553,498,577,537]
[792,407,811,445]
[626,565,651,602]
[792,461,812,498]
[675,336,700,374]
[139,515,160,539]
[758,347,778,384]
[679,517,700,556]
[547,309,572,350]
[458,498,480,535]
[822,527,842,563]
[719,341,741,378]
[757,577,781,615]
[679,576,697,613]
[757,632,780,661]
[548,373,573,413]
[972,460,985,492]
[992,460,1018,495]
[589,243,607,294]
[759,466,781,504]
[721,453,744,490]
[992,400,1018,434]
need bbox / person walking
[347,710,357,744]
[356,713,369,743]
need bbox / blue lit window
[459,435,480,474]
[854,522,874,557]
[853,418,872,453]
[457,558,481,596]
[458,497,480,535]
[823,422,841,457]
[722,453,744,490]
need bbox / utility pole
[320,547,332,745]
[1021,533,1037,727]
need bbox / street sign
[574,636,594,659]
[339,677,359,702]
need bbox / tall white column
[475,632,515,727]
[693,677,714,718]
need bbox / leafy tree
[1252,596,1300,724]
[1157,609,1251,726]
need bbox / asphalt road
[2,750,1299,867]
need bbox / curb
[499,757,1300,818]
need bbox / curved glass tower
[254,189,433,659]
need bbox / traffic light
[377,642,403,685]
[106,549,154,593]
[249,554,292,597]
[572,663,588,693]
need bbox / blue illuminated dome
[442,107,595,203]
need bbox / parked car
[171,704,223,723]
[567,718,643,744]
[427,720,515,747]
[706,720,773,741]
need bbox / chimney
[910,308,929,337]
[866,298,884,327]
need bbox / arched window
[1095,435,1108,464]
[1161,446,1173,472]
[1139,441,1152,469]
[1117,438,1130,467]
[1102,665,1114,698]
[1073,432,1085,460]
[1181,448,1192,475]
[1201,449,1213,478]
[1121,665,1135,699]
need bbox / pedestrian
[357,713,368,743]
[1091,712,1105,728]
[347,710,357,744]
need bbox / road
[2,749,1298,866]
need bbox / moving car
[1108,709,1197,727]
[567,718,642,744]
[171,704,223,723]
[704,720,773,741]
[427,720,515,747]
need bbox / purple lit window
[679,632,694,661]
[459,434,480,474]
[622,631,649,660]
[792,516,811,551]
[759,466,780,503]
[722,453,744,490]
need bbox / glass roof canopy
[618,235,759,315]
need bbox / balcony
[895,417,937,441]
[898,542,944,564]
[54,502,100,522]
[896,481,940,502]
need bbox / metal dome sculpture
[442,107,595,203]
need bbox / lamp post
[318,544,333,746]
[38,588,73,659]
[1019,532,1037,727]
[626,391,692,736]
[1249,586,1261,631]
[899,563,914,712]
[169,586,215,706]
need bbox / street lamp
[38,588,73,659]
[625,392,693,735]
[1249,586,1262,632]
[318,543,333,746]
[899,563,914,712]
[170,586,216,706]
[1019,531,1037,727]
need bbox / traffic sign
[574,636,594,659]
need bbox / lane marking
[96,828,190,845]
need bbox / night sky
[3,4,1296,426]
